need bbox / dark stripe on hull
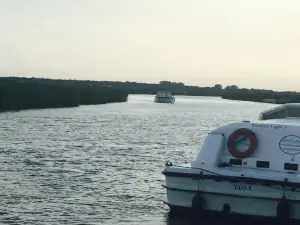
[161,184,299,201]
[162,170,300,188]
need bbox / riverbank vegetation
[98,80,300,104]
[1,77,299,110]
[0,77,128,111]
[221,88,300,104]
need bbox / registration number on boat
[234,184,252,191]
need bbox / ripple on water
[0,95,274,225]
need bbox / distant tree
[214,84,222,89]
[225,85,238,90]
[160,81,171,85]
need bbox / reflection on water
[165,210,297,225]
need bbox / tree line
[0,77,129,111]
[1,77,299,110]
[221,86,300,104]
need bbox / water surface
[0,95,276,224]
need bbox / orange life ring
[227,128,257,159]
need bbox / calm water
[0,95,277,225]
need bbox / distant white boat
[162,103,300,220]
[154,91,175,104]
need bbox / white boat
[162,103,300,220]
[154,91,175,104]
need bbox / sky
[1,0,300,91]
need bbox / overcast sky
[1,0,300,91]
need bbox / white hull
[163,169,300,219]
[154,97,175,104]
[164,188,300,218]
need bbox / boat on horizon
[154,90,175,104]
[162,103,300,220]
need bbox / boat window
[229,158,242,166]
[284,163,298,171]
[262,108,286,120]
[256,161,270,168]
[287,107,300,117]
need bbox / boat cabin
[191,103,300,175]
[259,103,300,120]
[156,91,174,98]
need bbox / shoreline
[1,77,299,110]
[0,77,129,112]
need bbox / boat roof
[256,118,300,126]
[259,103,300,121]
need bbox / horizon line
[1,75,298,93]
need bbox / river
[0,95,278,224]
